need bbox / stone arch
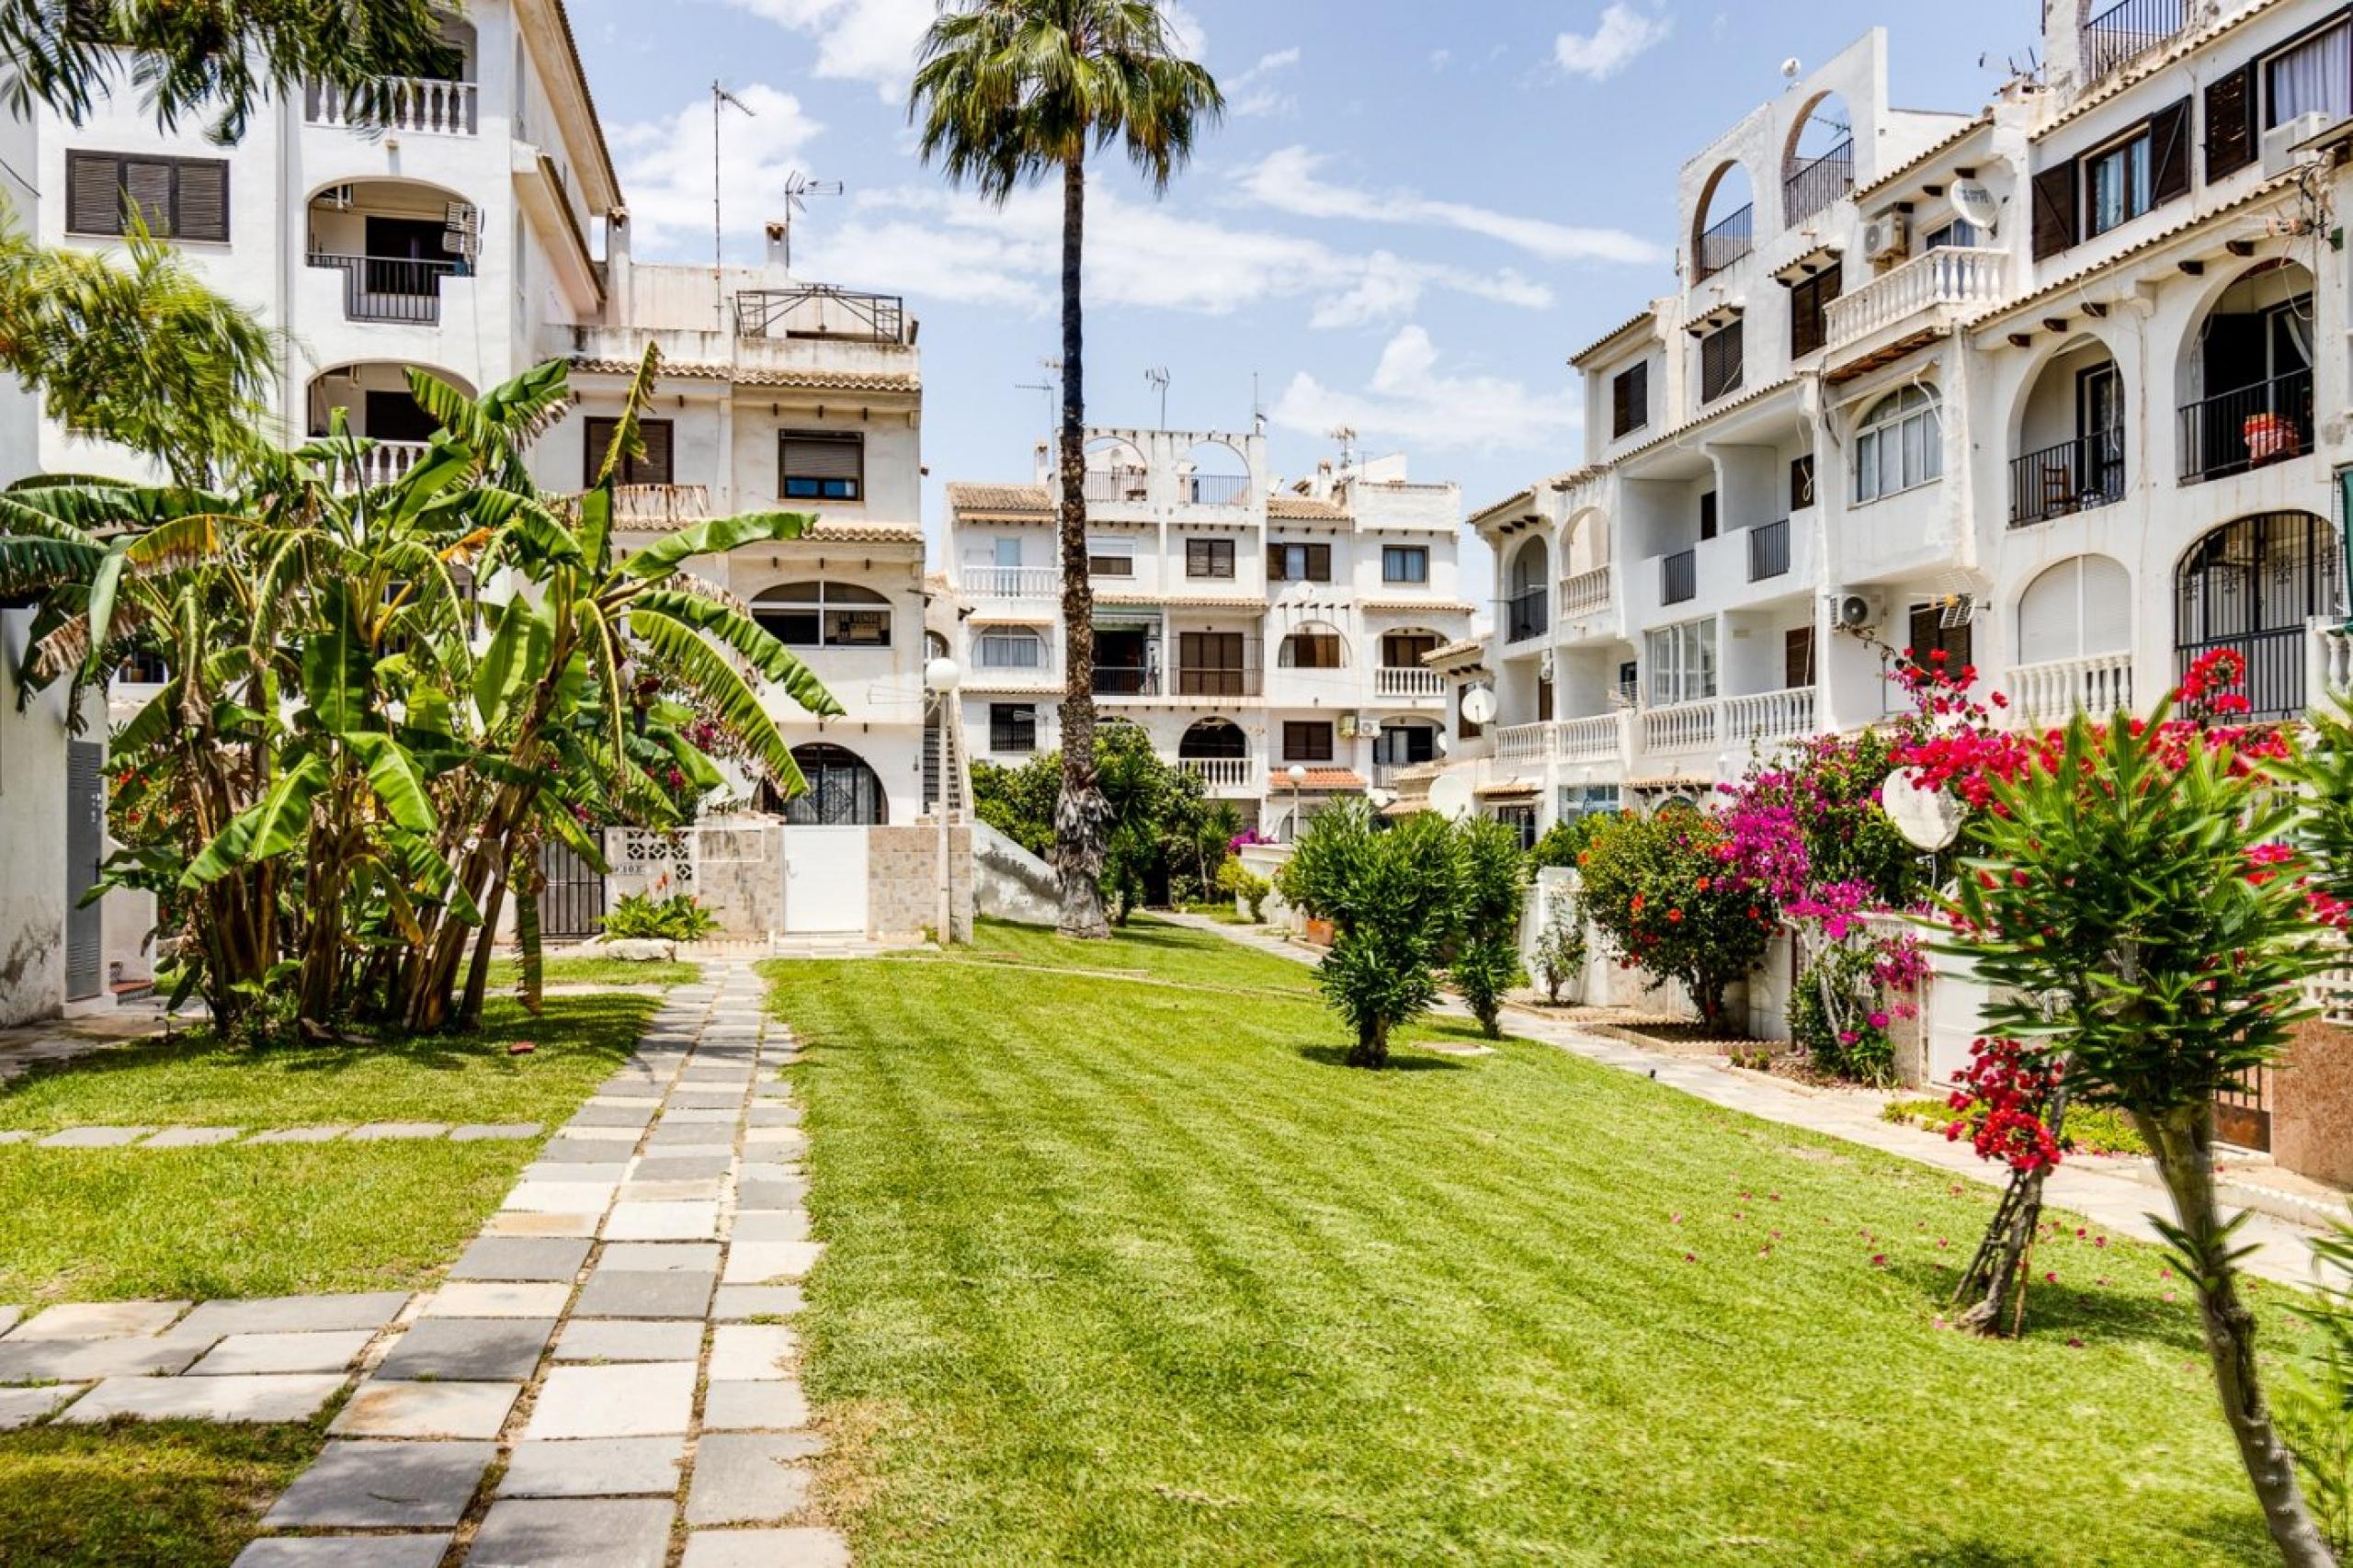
[1561,508,1609,575]
[1278,619,1351,669]
[1178,717,1248,759]
[1508,533,1551,595]
[1692,160,1756,279]
[1781,90,1855,223]
[2006,331,2130,523]
[1179,437,1251,507]
[2172,257,2318,483]
[784,743,889,825]
[2173,511,2339,721]
[302,361,477,460]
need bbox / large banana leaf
[384,827,482,925]
[0,533,104,598]
[183,754,326,887]
[628,590,844,719]
[345,732,437,833]
[475,591,555,734]
[301,582,369,734]
[627,608,808,798]
[451,488,584,569]
[618,511,818,583]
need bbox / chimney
[764,221,790,273]
[2041,0,2086,97]
[604,213,632,327]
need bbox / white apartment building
[1424,6,2353,839]
[945,432,1473,836]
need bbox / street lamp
[1286,762,1307,844]
[926,658,961,945]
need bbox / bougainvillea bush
[1577,808,1771,1032]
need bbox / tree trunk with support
[1053,151,1110,939]
[1954,1076,2071,1335]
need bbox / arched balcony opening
[2008,335,2125,527]
[751,582,893,650]
[1082,436,1148,505]
[1178,438,1251,508]
[1375,626,1445,700]
[305,362,474,488]
[2009,553,2133,722]
[2177,259,2317,483]
[777,744,888,825]
[1370,716,1441,780]
[306,178,477,324]
[1277,621,1349,675]
[1561,511,1611,616]
[1782,92,1855,224]
[1692,161,1756,280]
[1177,716,1253,791]
[2175,511,2339,721]
[1506,536,1550,642]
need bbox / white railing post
[2311,618,2353,708]
[1825,247,2006,349]
[1374,667,1444,699]
[1495,722,1554,762]
[1642,699,1721,753]
[2001,653,2135,727]
[1559,563,1612,617]
[307,75,478,135]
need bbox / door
[782,826,870,935]
[539,841,606,941]
[65,742,104,1002]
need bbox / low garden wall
[2276,1017,2353,1187]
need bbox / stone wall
[2276,1018,2353,1188]
[972,822,1057,926]
[870,824,972,943]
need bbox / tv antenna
[1015,381,1055,443]
[1327,424,1358,470]
[1144,367,1171,428]
[776,170,843,271]
[711,81,756,324]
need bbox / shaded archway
[1178,718,1248,759]
[1781,91,1854,223]
[751,582,893,650]
[1692,161,1756,279]
[1506,536,1550,641]
[2177,258,2317,483]
[1278,621,1349,670]
[783,744,889,825]
[2007,334,2125,525]
[2175,512,2338,721]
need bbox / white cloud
[1554,4,1673,82]
[1273,326,1579,452]
[1237,145,1665,267]
[717,0,933,99]
[609,85,825,260]
[1228,47,1302,118]
[1429,49,1452,73]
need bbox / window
[2209,62,2259,180]
[1282,722,1334,763]
[989,704,1038,754]
[583,417,674,486]
[1178,631,1249,696]
[752,581,892,649]
[1267,541,1332,582]
[785,744,888,825]
[2083,130,2151,238]
[65,152,228,240]
[1558,784,1620,823]
[1382,545,1429,584]
[1921,218,1983,251]
[1851,386,1942,504]
[1784,626,1816,688]
[1373,724,1438,767]
[976,628,1043,669]
[2035,98,2188,257]
[1698,492,1718,542]
[993,537,1023,568]
[1382,631,1438,668]
[1904,603,1974,684]
[1789,266,1842,358]
[1616,660,1641,704]
[1699,321,1744,403]
[1610,362,1649,437]
[1495,803,1539,852]
[1645,619,1717,706]
[1088,545,1134,577]
[2266,19,2352,129]
[778,432,863,500]
[1185,538,1234,579]
[1790,453,1817,509]
[1280,631,1343,669]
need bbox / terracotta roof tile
[947,482,1053,512]
[567,358,920,393]
[1267,768,1366,793]
[1267,494,1347,521]
[802,521,923,545]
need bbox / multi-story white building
[1423,7,2353,839]
[946,431,1473,835]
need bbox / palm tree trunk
[1054,150,1110,940]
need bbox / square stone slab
[568,1104,657,1129]
[244,1125,348,1144]
[0,1334,209,1381]
[619,1178,723,1203]
[188,1330,375,1376]
[699,1381,813,1434]
[63,1373,344,1425]
[633,1154,733,1181]
[574,1268,714,1321]
[421,1282,571,1319]
[522,1161,631,1185]
[711,1286,805,1323]
[736,1180,807,1211]
[657,1108,738,1125]
[37,1125,154,1148]
[375,1317,555,1382]
[468,1497,674,1568]
[498,1436,688,1498]
[451,1123,540,1142]
[485,1211,604,1239]
[745,1106,801,1129]
[667,1091,748,1111]
[505,1180,621,1214]
[263,1439,495,1528]
[553,1126,643,1143]
[523,1362,697,1439]
[11,1300,188,1339]
[724,1243,823,1286]
[553,1319,706,1363]
[684,1434,815,1526]
[729,1210,811,1244]
[602,1242,722,1272]
[709,1324,795,1381]
[681,1528,849,1568]
[328,1380,519,1439]
[347,1121,448,1142]
[537,1139,638,1165]
[604,1201,718,1241]
[233,1536,451,1567]
[0,1383,86,1429]
[144,1126,244,1148]
[176,1292,409,1339]
[451,1235,593,1282]
[644,1124,733,1150]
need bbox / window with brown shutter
[2148,97,2193,207]
[584,417,675,486]
[1784,627,1816,688]
[1699,321,1743,403]
[779,432,862,500]
[1282,722,1334,763]
[65,152,230,241]
[1610,362,1648,437]
[1789,265,1841,359]
[1185,537,1234,578]
[1267,541,1330,582]
[2030,161,2078,260]
[2207,62,2258,179]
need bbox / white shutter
[2078,554,2131,654]
[2017,559,2079,665]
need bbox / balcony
[1374,666,1446,700]
[1083,468,1149,505]
[1554,713,1625,763]
[2178,369,2313,484]
[1495,722,1554,763]
[1746,519,1790,583]
[1694,203,1753,282]
[2010,431,2126,527]
[733,286,908,345]
[1184,472,1250,507]
[1175,665,1262,698]
[2004,652,2133,726]
[1178,756,1256,792]
[1506,586,1549,643]
[307,254,464,324]
[1783,137,1855,225]
[305,75,478,135]
[1824,246,2006,353]
[1725,687,1815,744]
[1643,700,1718,753]
[2081,0,2188,86]
[610,484,710,529]
[2312,619,2353,709]
[1560,564,1612,618]
[1661,550,1698,606]
[336,439,431,493]
[965,565,1060,600]
[1094,667,1160,698]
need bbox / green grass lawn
[486,955,703,989]
[0,1421,323,1567]
[767,916,2312,1566]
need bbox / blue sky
[565,1,2043,538]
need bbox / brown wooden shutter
[2148,97,2193,207]
[633,419,675,486]
[1784,627,1816,687]
[66,153,122,234]
[121,160,173,234]
[174,159,228,241]
[1626,362,1646,429]
[1307,542,1332,581]
[2030,161,2079,260]
[2206,63,2257,180]
[583,416,617,484]
[1610,371,1631,437]
[1267,541,1285,579]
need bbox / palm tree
[912,0,1220,939]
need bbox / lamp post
[1286,763,1307,844]
[926,656,961,946]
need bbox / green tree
[1578,809,1770,1032]
[1451,815,1526,1038]
[1529,886,1586,1005]
[1281,801,1464,1068]
[913,0,1221,940]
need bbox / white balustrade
[1643,700,1720,753]
[1824,247,2007,348]
[2002,653,2134,726]
[336,439,431,492]
[1559,564,1612,617]
[1374,666,1445,699]
[1495,722,1553,762]
[2312,619,2353,705]
[307,76,479,135]
[1724,686,1815,744]
[964,565,1061,599]
[1553,713,1622,762]
[1178,756,1256,790]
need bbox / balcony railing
[305,75,478,134]
[1560,564,1612,617]
[1185,472,1250,506]
[335,438,431,492]
[1176,666,1262,698]
[611,483,710,528]
[2313,619,2353,707]
[1661,550,1698,606]
[1694,203,1753,281]
[1083,468,1149,505]
[733,286,907,344]
[2179,627,2310,724]
[1726,687,1815,744]
[2010,430,2127,526]
[1643,699,1719,753]
[1506,586,1549,642]
[1554,713,1623,762]
[1495,722,1552,762]
[2178,369,2313,483]
[1178,756,1255,790]
[308,253,463,324]
[1375,666,1446,699]
[1094,667,1159,697]
[1783,137,1855,225]
[1747,519,1790,582]
[2005,652,2133,726]
[1824,246,2006,348]
[2081,0,2188,85]
[966,565,1060,599]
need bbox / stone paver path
[236,962,846,1567]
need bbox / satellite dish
[1427,774,1475,823]
[1461,685,1498,726]
[1881,767,1963,851]
[1949,180,2002,233]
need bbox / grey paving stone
[423,1282,571,1319]
[736,1179,807,1210]
[188,1329,375,1376]
[684,1434,814,1525]
[667,1090,748,1111]
[604,1201,718,1241]
[536,1138,639,1164]
[724,1243,822,1286]
[263,1439,495,1528]
[0,1304,19,1336]
[484,1210,604,1239]
[504,1179,621,1214]
[451,1235,593,1282]
[37,1125,154,1148]
[699,1380,813,1433]
[328,1379,519,1438]
[450,1122,541,1142]
[745,1105,801,1128]
[375,1317,556,1382]
[729,1210,811,1244]
[177,1292,409,1339]
[143,1126,244,1148]
[735,1162,801,1185]
[574,1267,714,1321]
[709,1324,796,1382]
[0,1334,208,1381]
[632,1154,733,1181]
[0,1382,86,1429]
[63,1373,344,1424]
[497,1436,687,1498]
[619,1178,723,1203]
[557,1312,704,1360]
[552,1125,643,1143]
[644,1123,733,1150]
[710,1286,805,1322]
[233,1535,451,1568]
[523,1362,697,1439]
[523,1161,631,1184]
[468,1497,675,1568]
[569,1103,657,1129]
[0,1131,30,1144]
[10,1300,187,1338]
[680,1528,849,1568]
[347,1121,448,1142]
[245,1124,348,1143]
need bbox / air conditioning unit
[2263,111,2334,179]
[1337,713,1358,740]
[1861,212,1910,263]
[1834,591,1882,631]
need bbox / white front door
[781,826,870,935]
